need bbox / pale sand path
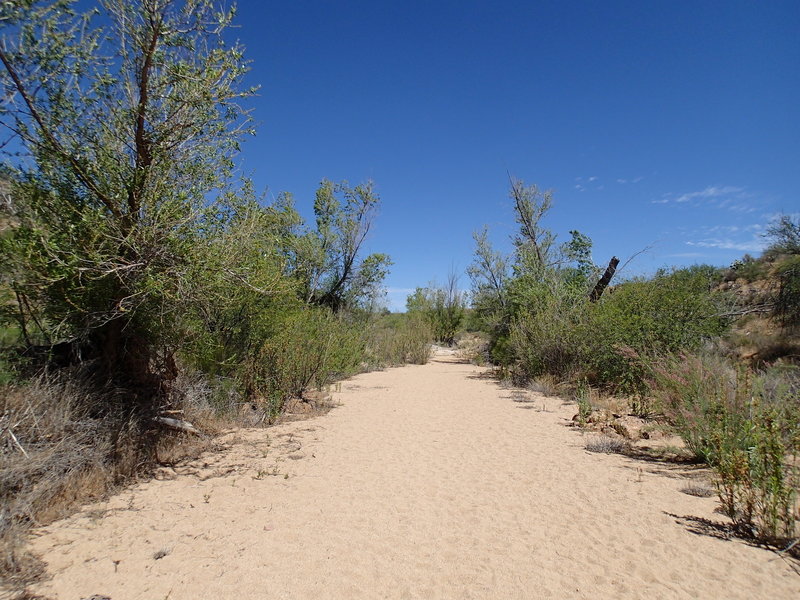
[27,353,800,599]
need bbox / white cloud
[674,185,744,203]
[617,178,627,184]
[574,184,585,192]
[657,185,762,213]
[588,176,598,182]
[686,238,766,252]
[704,225,739,234]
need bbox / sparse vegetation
[585,435,630,455]
[467,178,799,549]
[645,351,799,543]
[0,0,797,593]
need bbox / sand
[25,353,800,599]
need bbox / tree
[0,0,255,389]
[468,177,601,365]
[765,215,800,256]
[509,177,555,276]
[295,179,391,312]
[406,271,465,345]
[467,226,508,312]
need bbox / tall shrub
[0,0,255,392]
[584,266,728,395]
[648,352,800,542]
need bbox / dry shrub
[0,378,110,589]
[527,374,561,397]
[366,313,432,367]
[647,352,800,544]
[455,333,489,365]
[168,370,245,430]
[585,435,629,454]
[0,373,206,590]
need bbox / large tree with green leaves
[294,179,391,312]
[0,0,255,388]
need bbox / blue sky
[230,0,799,310]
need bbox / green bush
[504,265,728,402]
[726,255,768,282]
[509,284,588,381]
[583,266,728,397]
[244,309,366,419]
[365,312,432,367]
[647,352,800,542]
[406,277,466,346]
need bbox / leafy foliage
[584,266,728,396]
[406,273,466,345]
[0,2,402,412]
[0,0,256,389]
[296,179,391,312]
[765,215,800,257]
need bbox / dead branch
[153,416,201,436]
[589,256,620,302]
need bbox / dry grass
[0,364,343,594]
[526,374,561,397]
[0,370,240,593]
[454,333,489,365]
[0,378,130,591]
[585,435,630,455]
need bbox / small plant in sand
[575,379,593,426]
[585,435,629,455]
[646,351,800,544]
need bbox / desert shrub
[725,255,768,282]
[454,332,489,365]
[243,308,366,419]
[468,183,730,397]
[775,256,800,327]
[647,352,800,542]
[167,370,246,425]
[765,215,800,257]
[406,274,466,346]
[582,266,728,398]
[585,435,629,454]
[0,376,150,587]
[366,312,432,367]
[508,279,589,382]
[575,379,593,426]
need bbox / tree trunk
[589,256,620,302]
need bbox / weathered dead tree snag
[589,256,620,302]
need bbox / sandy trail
[27,353,799,599]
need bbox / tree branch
[128,11,163,219]
[0,47,122,219]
